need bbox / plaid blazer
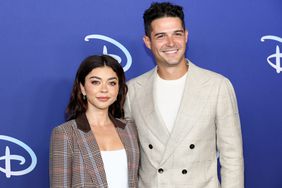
[49,114,139,188]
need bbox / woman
[49,55,139,188]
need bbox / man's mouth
[162,49,178,54]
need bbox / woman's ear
[80,83,86,96]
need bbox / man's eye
[175,32,183,36]
[156,34,165,39]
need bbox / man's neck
[157,62,188,80]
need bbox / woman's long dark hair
[65,55,128,120]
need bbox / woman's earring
[83,95,87,100]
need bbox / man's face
[144,17,188,68]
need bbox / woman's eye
[109,81,117,86]
[91,80,100,85]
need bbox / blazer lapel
[135,68,170,145]
[74,114,108,187]
[160,62,209,164]
[112,117,138,187]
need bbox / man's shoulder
[190,61,226,81]
[127,67,155,86]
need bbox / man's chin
[165,58,181,65]
[165,61,181,67]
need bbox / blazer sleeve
[216,78,244,188]
[49,125,73,188]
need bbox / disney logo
[261,35,282,73]
[0,135,37,178]
[85,34,132,72]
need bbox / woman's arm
[49,125,72,188]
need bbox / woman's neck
[85,109,112,127]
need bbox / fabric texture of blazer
[49,113,139,188]
[124,61,244,188]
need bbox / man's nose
[166,36,175,46]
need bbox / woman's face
[80,66,119,112]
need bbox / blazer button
[148,144,153,149]
[158,168,164,174]
[189,144,195,149]
[182,169,188,174]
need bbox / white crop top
[100,149,128,188]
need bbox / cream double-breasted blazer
[124,62,244,188]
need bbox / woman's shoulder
[115,118,136,128]
[116,118,138,134]
[115,118,126,124]
[52,119,77,135]
[50,120,77,153]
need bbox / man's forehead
[151,27,185,35]
[150,17,184,31]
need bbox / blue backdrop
[0,0,281,187]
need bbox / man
[125,2,244,188]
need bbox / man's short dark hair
[143,2,185,37]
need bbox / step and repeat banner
[0,0,281,187]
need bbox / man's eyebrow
[154,29,184,37]
[154,32,166,37]
[174,29,185,33]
